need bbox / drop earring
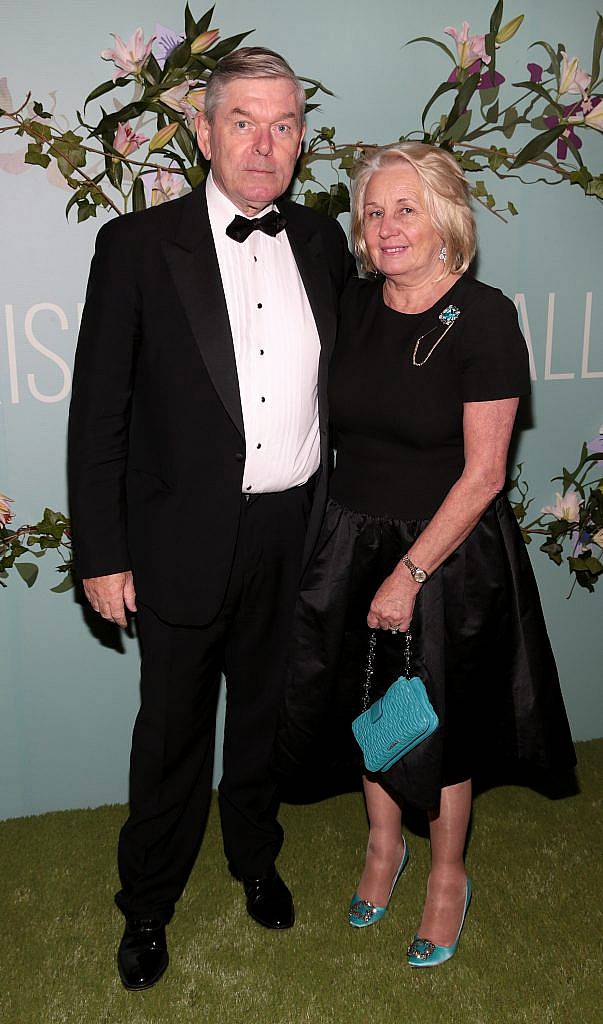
[439,244,447,263]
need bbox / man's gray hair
[204,46,307,125]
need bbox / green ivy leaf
[297,163,317,183]
[51,575,75,594]
[77,203,96,223]
[303,182,349,219]
[24,145,50,168]
[586,174,603,199]
[507,201,518,215]
[32,101,52,119]
[540,540,563,565]
[487,146,509,171]
[502,106,518,137]
[327,181,350,218]
[15,562,39,587]
[185,165,206,188]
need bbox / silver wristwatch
[401,553,429,585]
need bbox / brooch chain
[412,305,461,367]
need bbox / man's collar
[205,170,275,233]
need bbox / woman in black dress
[277,142,576,966]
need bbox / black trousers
[115,483,313,923]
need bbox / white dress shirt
[206,171,321,493]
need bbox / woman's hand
[367,567,421,632]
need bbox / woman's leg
[356,775,405,905]
[417,778,472,945]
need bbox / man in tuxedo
[68,47,355,990]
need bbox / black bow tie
[226,209,287,243]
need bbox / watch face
[414,569,428,583]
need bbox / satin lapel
[282,211,336,361]
[162,185,244,438]
[281,207,337,436]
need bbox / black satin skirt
[275,495,576,809]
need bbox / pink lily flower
[143,167,186,207]
[101,27,156,82]
[0,492,14,527]
[159,82,193,114]
[160,81,206,121]
[558,51,591,96]
[113,121,148,157]
[445,21,491,70]
[582,96,603,131]
[541,489,582,523]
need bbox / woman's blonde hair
[351,142,476,276]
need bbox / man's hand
[83,571,137,628]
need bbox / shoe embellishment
[349,897,380,922]
[407,936,437,960]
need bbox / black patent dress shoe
[243,869,295,929]
[117,917,169,991]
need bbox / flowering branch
[1,3,602,224]
[509,430,603,596]
[0,499,73,592]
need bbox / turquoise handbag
[352,631,439,773]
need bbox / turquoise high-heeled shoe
[407,878,472,967]
[348,838,409,928]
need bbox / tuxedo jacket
[68,181,356,625]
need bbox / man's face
[196,76,305,215]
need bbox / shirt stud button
[257,302,263,309]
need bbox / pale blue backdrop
[1,0,601,819]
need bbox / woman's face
[363,164,442,284]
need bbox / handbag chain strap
[362,630,412,712]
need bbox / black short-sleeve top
[329,273,531,520]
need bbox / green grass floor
[2,740,602,1024]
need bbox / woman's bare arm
[367,397,519,631]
